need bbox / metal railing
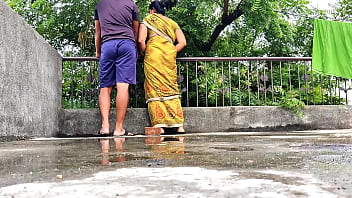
[62,57,352,108]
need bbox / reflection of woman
[138,0,187,134]
[146,136,185,154]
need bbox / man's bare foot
[113,129,134,136]
[99,125,110,135]
[99,128,110,136]
[114,138,125,152]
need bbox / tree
[333,0,352,22]
[5,0,97,55]
[5,0,324,57]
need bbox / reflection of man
[100,138,126,165]
[145,136,185,154]
[95,0,139,136]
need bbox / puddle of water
[0,131,352,197]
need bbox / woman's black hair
[149,0,177,15]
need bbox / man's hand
[96,51,101,58]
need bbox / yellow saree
[143,13,184,128]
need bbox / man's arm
[95,20,101,58]
[138,23,147,54]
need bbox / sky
[309,0,338,10]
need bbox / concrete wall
[0,2,62,137]
[60,106,352,136]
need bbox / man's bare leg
[99,87,113,134]
[114,83,131,136]
[100,139,110,165]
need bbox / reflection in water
[99,138,126,166]
[145,136,185,155]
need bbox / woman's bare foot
[177,127,185,133]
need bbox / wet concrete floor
[1,130,352,198]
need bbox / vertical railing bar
[256,62,260,104]
[70,62,75,108]
[215,62,218,107]
[229,61,232,106]
[320,74,324,105]
[280,62,283,89]
[95,61,99,107]
[298,61,301,101]
[89,61,93,108]
[263,62,267,105]
[81,62,84,108]
[196,61,199,107]
[205,62,208,107]
[248,61,251,106]
[95,61,99,108]
[132,63,136,108]
[304,62,308,105]
[135,84,137,108]
[186,62,189,107]
[334,77,337,105]
[310,62,315,105]
[349,80,351,105]
[329,76,332,104]
[338,78,341,104]
[345,79,348,105]
[238,61,242,106]
[222,62,225,106]
[288,62,292,93]
[270,61,274,103]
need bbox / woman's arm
[175,28,187,53]
[95,20,101,58]
[138,23,148,54]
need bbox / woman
[138,0,187,134]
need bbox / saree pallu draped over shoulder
[143,13,184,128]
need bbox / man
[95,0,139,136]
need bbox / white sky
[309,0,338,10]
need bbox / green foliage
[174,60,344,117]
[61,59,99,108]
[333,0,352,22]
[278,91,305,118]
[5,0,334,56]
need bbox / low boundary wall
[59,106,352,136]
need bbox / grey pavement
[1,130,352,198]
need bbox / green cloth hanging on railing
[312,19,352,79]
